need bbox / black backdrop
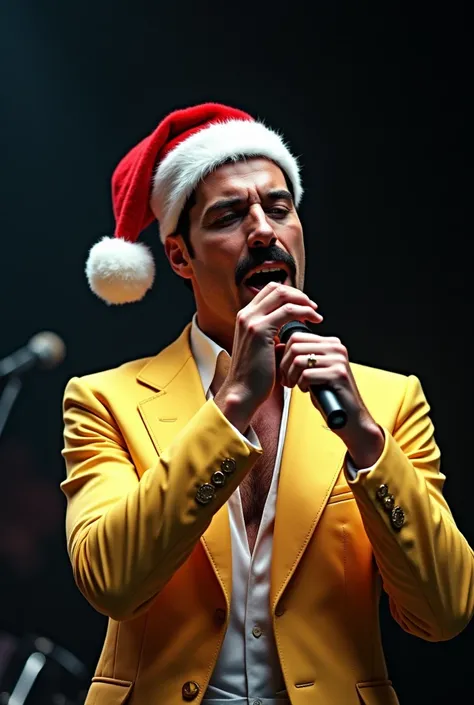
[0,2,471,703]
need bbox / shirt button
[252,625,263,638]
[214,608,226,624]
[253,700,263,705]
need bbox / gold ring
[307,353,318,368]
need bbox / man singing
[61,103,474,705]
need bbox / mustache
[235,246,297,287]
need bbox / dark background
[0,1,471,703]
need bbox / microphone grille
[28,331,66,369]
[278,320,311,344]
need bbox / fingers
[265,302,322,332]
[294,363,350,393]
[282,356,347,389]
[228,283,325,414]
[236,283,323,340]
[280,336,347,369]
[248,282,320,317]
[280,338,349,388]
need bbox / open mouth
[242,264,291,293]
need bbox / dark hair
[170,159,295,292]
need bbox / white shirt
[190,315,363,705]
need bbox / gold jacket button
[182,681,200,701]
[376,484,389,500]
[211,470,226,487]
[275,604,286,617]
[382,494,395,512]
[221,457,236,474]
[195,484,215,505]
[391,505,405,529]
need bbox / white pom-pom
[85,237,155,304]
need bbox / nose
[246,204,276,248]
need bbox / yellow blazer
[61,324,474,705]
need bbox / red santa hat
[86,102,303,304]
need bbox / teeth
[245,266,286,279]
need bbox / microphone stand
[0,376,22,440]
[1,633,89,705]
[6,651,47,705]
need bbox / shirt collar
[190,313,230,396]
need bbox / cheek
[283,224,305,268]
[200,237,241,267]
[193,243,239,286]
[294,236,305,261]
[298,241,306,274]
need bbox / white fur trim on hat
[151,119,303,241]
[86,236,155,305]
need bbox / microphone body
[279,321,348,430]
[0,332,66,380]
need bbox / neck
[195,315,235,354]
[270,380,285,408]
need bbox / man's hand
[279,332,385,467]
[214,283,322,432]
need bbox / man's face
[171,157,305,336]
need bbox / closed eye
[213,207,289,228]
[267,207,290,218]
[213,212,242,227]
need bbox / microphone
[278,321,348,430]
[0,332,66,380]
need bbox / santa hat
[86,102,303,304]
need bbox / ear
[164,235,193,281]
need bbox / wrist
[343,420,385,469]
[214,383,258,434]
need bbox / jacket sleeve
[61,376,261,621]
[347,374,474,641]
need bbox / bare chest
[240,394,283,553]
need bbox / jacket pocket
[86,677,133,704]
[356,680,399,705]
[327,483,354,505]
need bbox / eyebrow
[202,189,294,221]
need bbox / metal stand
[0,377,22,440]
[7,652,47,705]
[0,632,88,705]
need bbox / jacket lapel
[136,326,347,606]
[270,388,347,608]
[136,324,232,600]
[137,326,205,454]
